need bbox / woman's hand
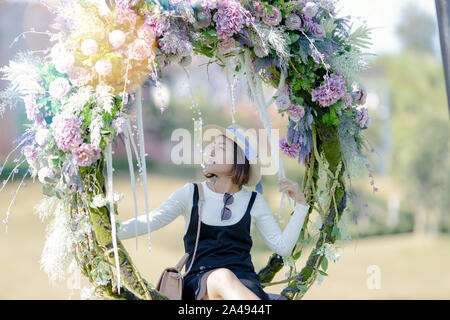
[278,178,307,206]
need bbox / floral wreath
[0,0,374,300]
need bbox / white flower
[48,77,71,99]
[316,243,341,262]
[109,30,126,49]
[92,194,107,208]
[38,167,55,184]
[35,128,50,146]
[317,274,325,285]
[109,192,124,203]
[304,2,319,18]
[54,52,75,74]
[95,59,112,76]
[81,39,98,56]
[80,285,96,300]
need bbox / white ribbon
[242,49,293,220]
[135,87,152,253]
[105,142,121,294]
[124,118,140,251]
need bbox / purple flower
[279,136,302,158]
[285,13,304,31]
[213,0,253,40]
[112,117,127,135]
[311,73,347,107]
[287,104,306,122]
[144,17,166,37]
[303,2,319,18]
[50,113,83,152]
[262,6,282,26]
[23,94,40,122]
[22,145,37,167]
[309,23,326,37]
[72,143,101,167]
[351,89,367,105]
[275,94,291,110]
[356,107,370,128]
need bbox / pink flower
[196,8,212,28]
[287,105,305,122]
[218,37,235,54]
[22,145,37,167]
[50,113,83,152]
[49,78,71,99]
[213,0,254,40]
[279,136,302,158]
[127,39,152,61]
[72,143,101,167]
[23,94,40,121]
[95,59,113,76]
[311,73,347,107]
[109,30,127,49]
[81,39,98,56]
[137,25,156,45]
[116,7,138,27]
[262,6,282,26]
[53,51,74,74]
[51,42,67,61]
[253,1,265,17]
[144,17,166,37]
[68,67,89,87]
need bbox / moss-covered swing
[0,0,372,300]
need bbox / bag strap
[181,182,205,276]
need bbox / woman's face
[204,135,235,176]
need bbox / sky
[336,0,439,55]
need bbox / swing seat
[266,292,289,300]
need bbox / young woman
[118,124,310,300]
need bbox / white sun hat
[202,123,268,193]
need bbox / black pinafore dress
[182,183,270,300]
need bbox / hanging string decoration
[0,0,374,300]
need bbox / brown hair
[204,140,250,187]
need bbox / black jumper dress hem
[182,183,270,300]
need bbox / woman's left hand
[278,178,307,206]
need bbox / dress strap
[192,183,199,209]
[244,191,257,216]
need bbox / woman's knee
[208,268,237,285]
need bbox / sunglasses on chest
[221,192,234,221]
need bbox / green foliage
[321,105,340,126]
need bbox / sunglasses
[221,193,234,221]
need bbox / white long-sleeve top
[117,180,310,257]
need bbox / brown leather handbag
[155,183,205,300]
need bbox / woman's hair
[204,140,250,187]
